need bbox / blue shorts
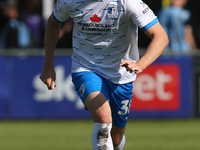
[71,71,133,128]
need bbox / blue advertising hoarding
[0,55,193,119]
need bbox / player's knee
[95,112,112,123]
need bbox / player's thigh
[110,82,133,128]
[84,91,112,123]
[72,71,107,103]
[72,71,111,123]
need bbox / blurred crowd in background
[0,0,44,48]
[0,0,200,53]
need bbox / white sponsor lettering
[32,65,84,110]
[156,70,173,101]
[133,70,173,101]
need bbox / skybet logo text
[33,65,84,110]
[131,64,180,111]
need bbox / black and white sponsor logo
[78,22,115,32]
[142,7,150,14]
[78,22,116,35]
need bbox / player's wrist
[136,61,147,72]
[44,62,54,69]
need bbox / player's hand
[120,60,143,74]
[39,67,56,90]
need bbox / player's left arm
[121,22,169,74]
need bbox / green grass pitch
[0,119,200,150]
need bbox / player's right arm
[121,0,168,74]
[40,14,61,90]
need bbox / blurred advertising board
[131,64,180,111]
[0,55,193,119]
[195,72,200,116]
[130,55,193,118]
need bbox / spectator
[158,0,197,53]
[0,0,31,49]
[185,0,200,49]
[19,0,44,48]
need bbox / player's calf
[114,135,126,150]
[92,123,113,150]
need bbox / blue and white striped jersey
[53,0,158,84]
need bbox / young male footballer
[40,0,169,149]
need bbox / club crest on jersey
[79,84,85,97]
[107,4,118,18]
[55,0,60,13]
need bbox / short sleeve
[126,0,158,31]
[53,0,70,23]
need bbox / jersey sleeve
[53,0,70,23]
[126,0,158,31]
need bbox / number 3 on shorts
[118,99,132,115]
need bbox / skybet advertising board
[0,55,193,119]
[129,56,193,118]
[132,64,180,111]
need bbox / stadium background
[0,0,200,150]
